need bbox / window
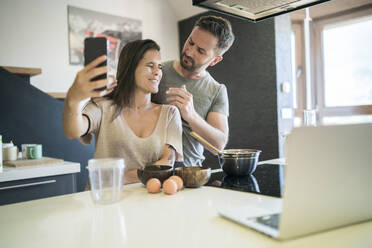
[291,6,372,126]
[322,17,372,107]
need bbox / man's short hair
[194,15,235,55]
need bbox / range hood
[193,0,330,22]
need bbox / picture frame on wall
[67,6,142,71]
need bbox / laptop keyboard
[250,214,280,229]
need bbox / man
[153,15,235,166]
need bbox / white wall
[0,0,179,92]
[166,0,206,21]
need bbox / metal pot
[218,149,261,176]
[189,132,262,176]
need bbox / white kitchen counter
[258,157,285,165]
[0,182,370,248]
[0,161,80,182]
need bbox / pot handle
[189,131,222,156]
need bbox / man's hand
[166,85,195,122]
[166,84,228,151]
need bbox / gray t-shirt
[152,61,229,166]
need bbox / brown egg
[146,178,161,194]
[169,175,183,191]
[162,179,178,195]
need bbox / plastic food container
[87,158,125,204]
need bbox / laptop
[219,124,372,240]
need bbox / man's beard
[180,52,197,72]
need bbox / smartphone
[84,37,109,90]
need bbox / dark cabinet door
[0,174,77,205]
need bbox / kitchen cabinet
[0,161,80,205]
[0,174,77,205]
[0,67,95,192]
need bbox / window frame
[291,21,306,118]
[312,7,372,123]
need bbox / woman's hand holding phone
[66,55,117,106]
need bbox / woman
[63,39,183,185]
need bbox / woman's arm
[124,169,140,185]
[122,146,176,185]
[153,145,176,166]
[63,98,90,139]
[63,55,116,139]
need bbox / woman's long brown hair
[107,39,160,120]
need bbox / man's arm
[187,111,228,151]
[166,85,228,151]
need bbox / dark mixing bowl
[218,149,261,176]
[137,165,173,185]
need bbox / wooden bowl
[137,165,173,185]
[174,165,211,188]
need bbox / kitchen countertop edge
[0,161,80,182]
